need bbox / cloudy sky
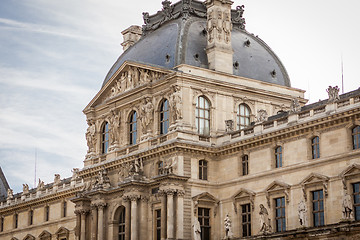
[0,0,359,193]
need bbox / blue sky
[0,0,359,193]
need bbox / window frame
[159,99,169,135]
[311,136,320,159]
[62,201,67,218]
[312,190,325,227]
[275,146,283,168]
[118,207,126,240]
[45,206,50,222]
[237,104,251,130]
[14,213,18,229]
[198,207,211,240]
[29,209,34,226]
[129,111,137,145]
[155,209,161,240]
[275,197,286,232]
[0,216,4,232]
[199,160,208,180]
[242,155,249,176]
[352,125,360,150]
[101,122,109,154]
[196,96,211,136]
[241,203,251,237]
[353,182,360,221]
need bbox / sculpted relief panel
[207,8,232,44]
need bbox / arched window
[196,96,210,135]
[160,99,169,135]
[311,136,320,159]
[129,111,137,145]
[158,161,164,175]
[353,126,360,150]
[242,155,249,176]
[275,146,282,168]
[102,122,109,154]
[199,160,208,180]
[237,104,251,130]
[118,208,126,240]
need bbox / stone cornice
[0,186,82,215]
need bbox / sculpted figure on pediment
[109,109,121,145]
[86,119,96,153]
[139,68,150,84]
[54,174,61,185]
[327,85,340,102]
[141,97,154,134]
[37,179,45,190]
[22,184,29,194]
[93,167,111,190]
[7,188,13,200]
[119,162,131,182]
[170,85,183,122]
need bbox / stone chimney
[121,25,142,51]
[205,0,234,74]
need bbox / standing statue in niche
[170,85,183,122]
[259,204,271,234]
[298,199,308,227]
[193,217,201,240]
[224,214,234,239]
[37,179,45,190]
[141,97,154,134]
[342,189,354,220]
[85,119,96,153]
[109,109,121,145]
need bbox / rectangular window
[45,206,50,221]
[242,155,249,176]
[29,210,33,225]
[63,202,67,218]
[198,207,211,240]
[275,146,282,168]
[0,217,4,232]
[14,214,18,229]
[275,197,286,232]
[312,190,324,227]
[241,204,251,237]
[156,209,161,240]
[353,182,360,220]
[311,136,320,159]
[199,160,208,180]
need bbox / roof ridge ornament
[232,5,246,30]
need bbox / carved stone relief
[141,97,154,136]
[85,119,96,154]
[170,85,183,122]
[92,167,111,190]
[108,109,121,151]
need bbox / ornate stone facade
[1,1,360,240]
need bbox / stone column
[80,210,88,240]
[140,196,148,238]
[91,205,98,240]
[176,190,185,239]
[130,196,139,240]
[75,210,81,240]
[160,191,167,240]
[167,190,175,239]
[97,203,106,240]
[123,198,131,240]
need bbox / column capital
[177,190,185,197]
[80,209,89,215]
[97,202,107,210]
[166,189,177,196]
[140,195,149,202]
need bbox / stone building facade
[1,0,360,240]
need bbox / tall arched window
[118,208,126,240]
[129,111,137,145]
[311,136,320,159]
[275,146,283,168]
[196,96,210,135]
[160,99,169,135]
[353,126,360,150]
[102,122,109,154]
[237,104,251,130]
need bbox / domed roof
[103,0,290,87]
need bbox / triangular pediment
[23,235,35,240]
[232,188,255,200]
[55,226,69,235]
[39,230,51,238]
[340,164,360,178]
[300,173,329,186]
[193,192,219,204]
[84,61,171,111]
[265,180,290,192]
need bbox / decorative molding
[300,173,329,200]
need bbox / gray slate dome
[103,0,290,87]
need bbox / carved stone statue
[222,11,232,43]
[37,179,45,190]
[342,189,354,220]
[92,167,111,190]
[298,199,308,227]
[141,97,154,134]
[54,174,61,185]
[224,214,234,239]
[129,158,144,176]
[259,204,271,234]
[109,109,121,145]
[193,217,201,240]
[164,156,177,174]
[170,85,183,122]
[290,98,301,113]
[72,168,80,180]
[233,5,246,30]
[257,109,268,122]
[225,120,233,132]
[161,0,174,21]
[143,12,150,25]
[7,188,13,200]
[139,68,150,84]
[22,184,29,195]
[86,119,96,153]
[326,85,340,102]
